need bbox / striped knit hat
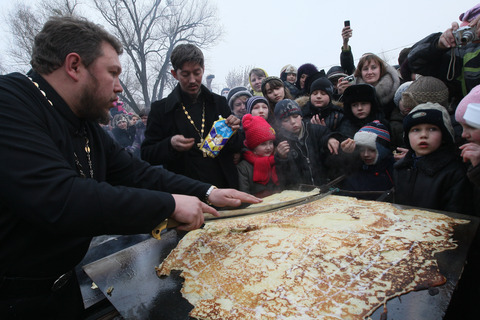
[246,96,269,114]
[354,120,391,164]
[227,86,252,110]
[460,4,480,22]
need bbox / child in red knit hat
[237,114,280,197]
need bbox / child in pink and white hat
[455,84,480,188]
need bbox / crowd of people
[0,15,260,319]
[134,3,480,218]
[2,2,480,318]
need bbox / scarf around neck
[243,150,279,185]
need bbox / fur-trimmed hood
[356,64,400,107]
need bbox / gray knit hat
[401,76,449,111]
[246,96,269,114]
[394,81,413,106]
[227,86,252,110]
[274,99,302,120]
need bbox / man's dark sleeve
[141,99,178,166]
[407,32,453,80]
[0,83,209,237]
[340,46,356,75]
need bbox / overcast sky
[0,0,475,94]
[203,0,473,92]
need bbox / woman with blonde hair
[248,68,268,96]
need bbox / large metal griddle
[83,197,479,320]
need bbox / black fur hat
[342,84,380,120]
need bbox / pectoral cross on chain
[197,142,207,157]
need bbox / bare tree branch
[92,0,222,110]
[5,0,223,113]
[226,65,254,89]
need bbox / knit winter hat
[403,102,455,147]
[464,103,480,129]
[460,4,480,22]
[242,114,276,150]
[246,96,269,114]
[304,70,327,95]
[221,87,230,97]
[455,84,480,124]
[309,77,334,99]
[274,99,302,121]
[227,86,252,110]
[401,76,449,111]
[327,66,348,81]
[354,120,391,164]
[394,81,413,106]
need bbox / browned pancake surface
[157,195,468,320]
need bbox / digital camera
[344,75,355,84]
[453,26,479,46]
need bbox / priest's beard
[75,71,113,125]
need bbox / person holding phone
[327,20,356,101]
[341,20,355,75]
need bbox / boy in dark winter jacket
[273,99,345,188]
[342,121,394,200]
[301,77,344,132]
[338,84,389,139]
[394,103,472,214]
[237,114,279,197]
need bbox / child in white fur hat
[341,120,394,200]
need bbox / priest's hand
[171,194,219,231]
[208,188,262,208]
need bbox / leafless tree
[0,61,5,75]
[225,66,253,89]
[6,0,79,71]
[5,0,222,114]
[92,0,222,113]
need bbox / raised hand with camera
[336,74,355,95]
[407,4,480,103]
[438,10,480,49]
